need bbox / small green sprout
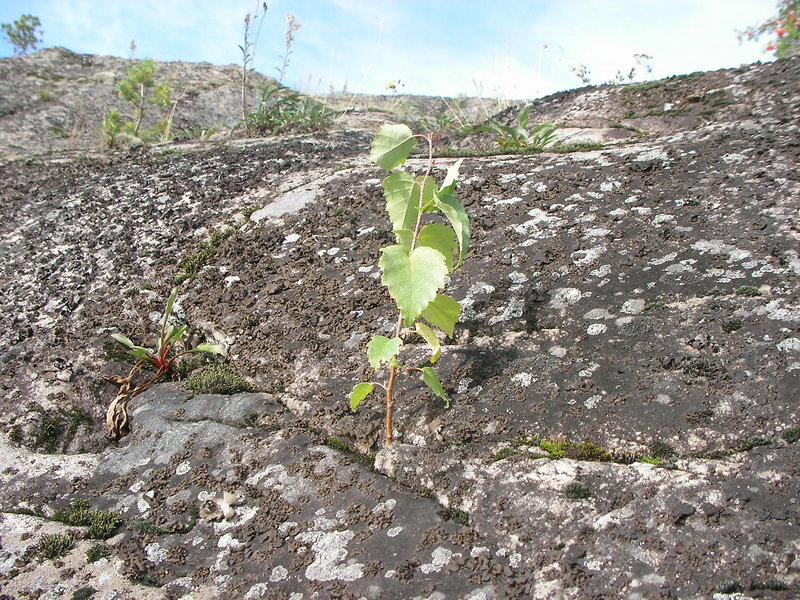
[349,124,471,446]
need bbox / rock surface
[0,54,799,599]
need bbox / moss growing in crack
[172,354,209,379]
[649,440,676,460]
[72,586,98,600]
[103,340,140,365]
[53,499,123,540]
[130,519,167,536]
[492,447,518,462]
[325,437,376,470]
[37,533,76,560]
[564,480,592,500]
[185,363,254,395]
[735,285,762,297]
[30,405,92,454]
[643,300,669,312]
[782,426,800,444]
[549,142,605,153]
[721,319,743,333]
[175,228,233,284]
[636,456,663,466]
[86,542,111,563]
[241,203,259,222]
[736,436,771,451]
[239,314,259,328]
[539,440,567,458]
[438,507,469,526]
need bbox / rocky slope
[0,53,798,599]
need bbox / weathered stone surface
[0,55,798,599]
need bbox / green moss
[37,533,76,560]
[241,203,259,222]
[735,285,762,297]
[438,507,469,526]
[30,406,91,454]
[492,447,518,462]
[649,441,676,460]
[325,437,376,470]
[85,542,111,563]
[643,300,668,312]
[549,142,605,153]
[103,340,139,364]
[704,90,733,108]
[566,442,612,462]
[623,79,668,94]
[53,499,123,540]
[173,354,207,379]
[185,363,254,395]
[539,440,567,458]
[72,587,98,600]
[782,426,800,444]
[736,436,771,452]
[563,480,592,499]
[636,456,663,465]
[175,228,233,284]
[130,519,167,536]
[721,319,743,333]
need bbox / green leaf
[421,294,461,337]
[350,382,375,412]
[162,287,179,331]
[379,245,449,327]
[417,223,456,272]
[111,333,153,358]
[125,348,153,361]
[383,172,419,231]
[367,335,403,370]
[393,229,414,250]
[190,343,224,354]
[369,124,417,170]
[434,192,470,267]
[421,367,450,408]
[439,158,463,195]
[111,332,136,348]
[164,324,187,346]
[415,322,442,363]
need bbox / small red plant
[106,287,222,439]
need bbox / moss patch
[185,363,254,395]
[53,499,123,540]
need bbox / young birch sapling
[106,287,222,439]
[350,124,471,447]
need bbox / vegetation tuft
[185,362,254,395]
[53,499,123,540]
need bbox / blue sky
[0,0,778,99]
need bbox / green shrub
[477,106,557,151]
[246,84,333,135]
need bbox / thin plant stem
[384,134,434,447]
